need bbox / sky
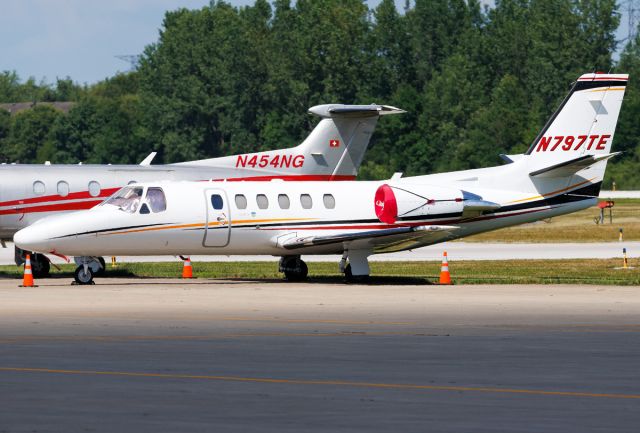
[0,0,630,85]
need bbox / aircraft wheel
[344,264,369,283]
[74,266,94,285]
[31,253,51,278]
[283,258,308,282]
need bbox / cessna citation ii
[14,73,628,284]
[2,104,403,276]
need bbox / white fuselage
[14,172,597,258]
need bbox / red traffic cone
[182,257,193,279]
[20,253,36,287]
[439,251,451,285]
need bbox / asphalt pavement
[0,278,638,432]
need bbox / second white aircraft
[15,73,628,283]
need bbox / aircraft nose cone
[13,225,50,253]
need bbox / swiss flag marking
[329,139,340,148]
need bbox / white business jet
[2,104,402,275]
[14,73,627,283]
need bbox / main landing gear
[279,256,308,281]
[15,247,50,278]
[73,256,105,285]
[279,250,372,283]
[340,249,371,283]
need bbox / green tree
[5,105,62,162]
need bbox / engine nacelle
[374,183,465,224]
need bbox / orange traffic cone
[439,251,451,285]
[20,253,36,287]
[182,257,193,279]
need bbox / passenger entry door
[204,189,230,247]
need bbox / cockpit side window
[146,187,167,213]
[104,186,143,213]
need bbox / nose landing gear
[14,247,51,278]
[73,256,104,285]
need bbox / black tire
[96,257,107,276]
[344,263,352,280]
[31,253,51,278]
[284,259,308,282]
[74,266,94,285]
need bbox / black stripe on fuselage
[50,223,174,239]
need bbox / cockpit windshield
[103,186,143,213]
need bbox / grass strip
[1,259,638,285]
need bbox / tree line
[1,0,639,187]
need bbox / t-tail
[516,73,628,195]
[174,104,404,180]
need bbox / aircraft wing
[282,225,459,254]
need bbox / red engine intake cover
[374,184,398,224]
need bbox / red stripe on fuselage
[0,188,119,208]
[0,200,103,215]
[0,175,354,212]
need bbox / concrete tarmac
[1,278,639,432]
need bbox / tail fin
[526,73,627,160]
[524,73,628,190]
[177,104,404,180]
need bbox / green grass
[464,199,640,243]
[2,259,638,285]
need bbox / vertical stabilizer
[304,104,405,179]
[526,73,627,160]
[175,104,404,180]
[524,73,628,194]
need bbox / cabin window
[323,194,336,209]
[104,186,143,213]
[235,194,247,209]
[278,194,290,209]
[211,194,224,210]
[33,181,45,196]
[256,194,269,209]
[300,194,313,209]
[57,181,69,197]
[146,187,167,213]
[88,181,101,197]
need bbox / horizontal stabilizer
[308,104,405,118]
[529,152,620,178]
[464,200,501,211]
[499,153,524,164]
[282,225,459,252]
